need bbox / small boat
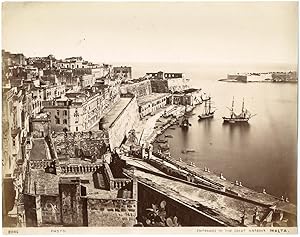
[186,149,196,153]
[180,116,191,128]
[157,139,168,143]
[198,96,215,120]
[222,97,256,124]
[165,134,173,138]
[169,127,176,130]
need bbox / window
[57,110,60,116]
[64,110,67,116]
[13,140,15,146]
[63,119,67,124]
[76,127,78,132]
[56,118,60,124]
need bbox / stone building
[137,93,171,118]
[43,91,102,132]
[2,50,26,66]
[172,88,202,106]
[23,150,138,227]
[112,66,132,81]
[147,71,190,93]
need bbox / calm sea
[131,62,298,203]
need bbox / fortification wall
[120,80,152,97]
[150,79,169,93]
[108,97,140,149]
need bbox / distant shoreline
[218,79,298,83]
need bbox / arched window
[74,109,79,123]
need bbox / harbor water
[162,78,297,203]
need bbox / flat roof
[60,173,119,199]
[26,170,60,195]
[26,169,119,199]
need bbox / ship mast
[231,97,234,117]
[242,98,245,113]
[208,97,211,114]
[242,98,245,118]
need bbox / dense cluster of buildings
[2,49,202,227]
[3,49,296,229]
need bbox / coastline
[131,104,296,207]
[218,79,298,83]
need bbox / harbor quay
[2,50,296,228]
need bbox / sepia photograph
[1,1,298,234]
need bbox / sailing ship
[198,97,215,120]
[200,93,210,103]
[223,97,255,123]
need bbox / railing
[103,163,131,190]
[112,179,131,190]
[29,160,53,169]
[60,164,101,174]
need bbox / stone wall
[120,80,152,97]
[137,182,225,226]
[150,79,169,93]
[24,194,37,227]
[108,96,140,149]
[87,198,137,227]
[40,195,61,225]
[59,179,86,226]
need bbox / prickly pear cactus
[142,200,181,227]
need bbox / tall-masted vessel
[223,97,255,123]
[198,97,215,120]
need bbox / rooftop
[137,93,170,106]
[52,131,108,160]
[60,172,119,199]
[26,169,59,195]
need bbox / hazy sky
[2,2,298,65]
